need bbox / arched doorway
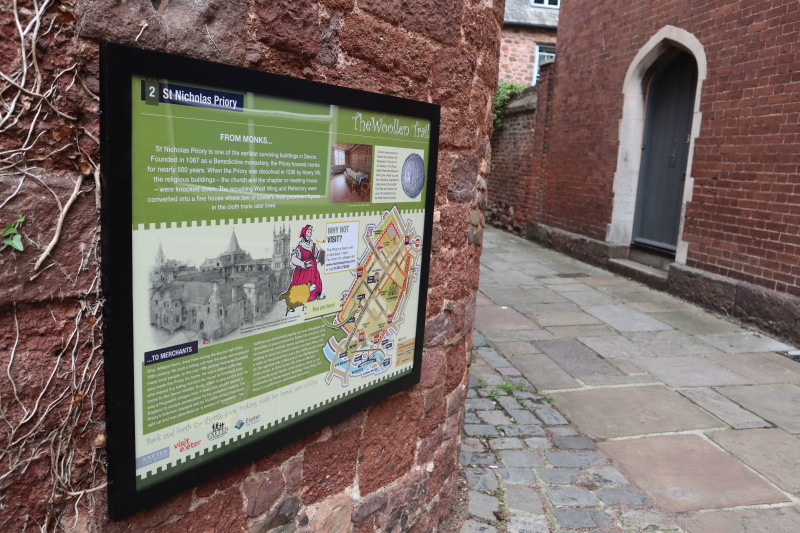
[608,26,706,265]
[633,51,698,253]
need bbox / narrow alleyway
[460,226,800,532]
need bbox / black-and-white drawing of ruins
[149,226,292,341]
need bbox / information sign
[100,44,438,519]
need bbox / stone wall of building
[0,0,501,531]
[498,25,556,84]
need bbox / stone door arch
[607,26,706,264]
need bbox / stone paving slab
[534,407,568,425]
[537,468,579,484]
[594,281,653,293]
[512,354,580,390]
[545,451,604,468]
[460,452,497,466]
[482,269,543,286]
[507,409,538,425]
[504,485,545,515]
[650,310,743,335]
[605,357,644,373]
[551,385,723,439]
[551,508,612,529]
[535,339,622,378]
[698,332,795,353]
[468,491,500,521]
[466,398,497,410]
[490,437,524,450]
[547,426,578,436]
[624,330,722,356]
[460,519,497,533]
[561,290,618,306]
[528,310,603,327]
[500,450,543,468]
[630,355,754,387]
[475,347,509,368]
[544,324,617,338]
[496,396,522,411]
[581,275,631,287]
[470,364,505,383]
[628,300,696,312]
[599,435,789,512]
[482,286,549,306]
[677,505,800,533]
[499,425,545,437]
[549,282,591,293]
[475,304,541,332]
[506,516,549,533]
[578,334,656,359]
[518,287,570,304]
[477,410,512,426]
[580,374,659,386]
[475,293,494,307]
[465,413,481,424]
[619,510,680,531]
[585,466,628,486]
[513,302,580,314]
[462,438,486,453]
[706,351,800,383]
[498,468,536,484]
[477,329,555,342]
[466,468,500,492]
[717,383,800,434]
[678,387,770,429]
[709,428,800,495]
[595,487,651,506]
[492,341,540,356]
[523,437,551,449]
[584,304,673,332]
[464,424,498,437]
[552,436,596,450]
[545,485,597,507]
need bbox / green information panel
[101,44,438,519]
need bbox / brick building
[498,0,559,85]
[493,0,800,343]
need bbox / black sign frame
[100,43,439,520]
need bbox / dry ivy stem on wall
[1,1,108,531]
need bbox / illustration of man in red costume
[287,224,324,302]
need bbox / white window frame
[531,0,560,8]
[533,44,556,85]
[334,148,345,166]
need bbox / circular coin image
[401,153,425,199]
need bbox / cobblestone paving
[460,339,682,533]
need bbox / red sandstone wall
[540,0,800,295]
[0,0,501,530]
[498,26,556,84]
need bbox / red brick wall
[498,26,557,84]
[0,0,500,530]
[539,0,800,295]
[487,63,555,231]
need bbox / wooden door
[633,51,698,252]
